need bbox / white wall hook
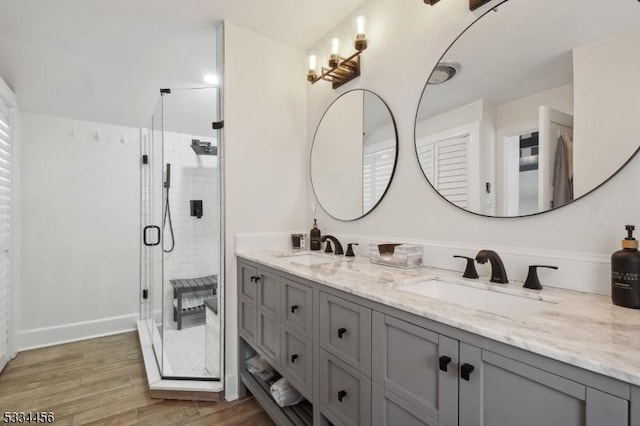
[70,129,78,139]
[94,130,102,142]
[120,134,127,144]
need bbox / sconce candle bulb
[329,37,340,67]
[354,15,368,51]
[307,54,318,81]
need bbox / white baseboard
[0,354,8,373]
[17,313,139,351]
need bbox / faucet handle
[345,243,359,257]
[324,240,334,253]
[523,265,558,290]
[453,255,479,279]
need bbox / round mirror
[311,89,398,221]
[414,0,640,217]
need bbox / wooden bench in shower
[170,275,218,330]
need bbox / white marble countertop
[238,250,640,387]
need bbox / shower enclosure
[139,86,223,387]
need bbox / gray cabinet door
[238,263,258,343]
[372,382,438,426]
[239,299,257,344]
[320,292,372,375]
[281,279,313,338]
[459,343,629,426]
[257,269,280,316]
[256,269,281,365]
[320,349,371,426]
[372,313,458,426]
[257,311,280,365]
[239,263,258,302]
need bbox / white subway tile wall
[162,131,219,327]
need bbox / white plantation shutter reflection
[417,134,470,209]
[0,101,11,372]
[363,146,394,213]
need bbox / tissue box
[369,243,423,268]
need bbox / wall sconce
[469,0,492,10]
[424,0,441,4]
[307,15,368,89]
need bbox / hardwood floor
[0,332,274,425]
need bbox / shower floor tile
[161,324,218,378]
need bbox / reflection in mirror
[414,0,640,217]
[311,90,397,221]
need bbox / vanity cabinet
[237,258,635,426]
[238,263,315,402]
[458,343,629,426]
[372,312,629,426]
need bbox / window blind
[0,100,11,371]
[363,147,394,213]
[417,134,469,209]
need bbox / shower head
[191,139,217,156]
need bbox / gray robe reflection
[552,135,573,208]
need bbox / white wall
[573,25,640,197]
[495,83,573,134]
[306,0,639,292]
[18,113,140,349]
[416,99,484,138]
[223,22,308,400]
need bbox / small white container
[369,243,423,268]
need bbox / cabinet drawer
[239,300,257,343]
[239,264,258,302]
[282,328,313,396]
[320,349,371,426]
[281,279,313,338]
[372,382,438,426]
[320,292,372,375]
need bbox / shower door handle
[143,225,161,246]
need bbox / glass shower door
[140,95,165,375]
[160,87,220,379]
[141,87,221,381]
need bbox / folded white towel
[246,355,273,375]
[270,378,304,407]
[258,369,278,382]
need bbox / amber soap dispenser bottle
[612,225,640,308]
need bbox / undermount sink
[282,253,337,266]
[397,279,556,319]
